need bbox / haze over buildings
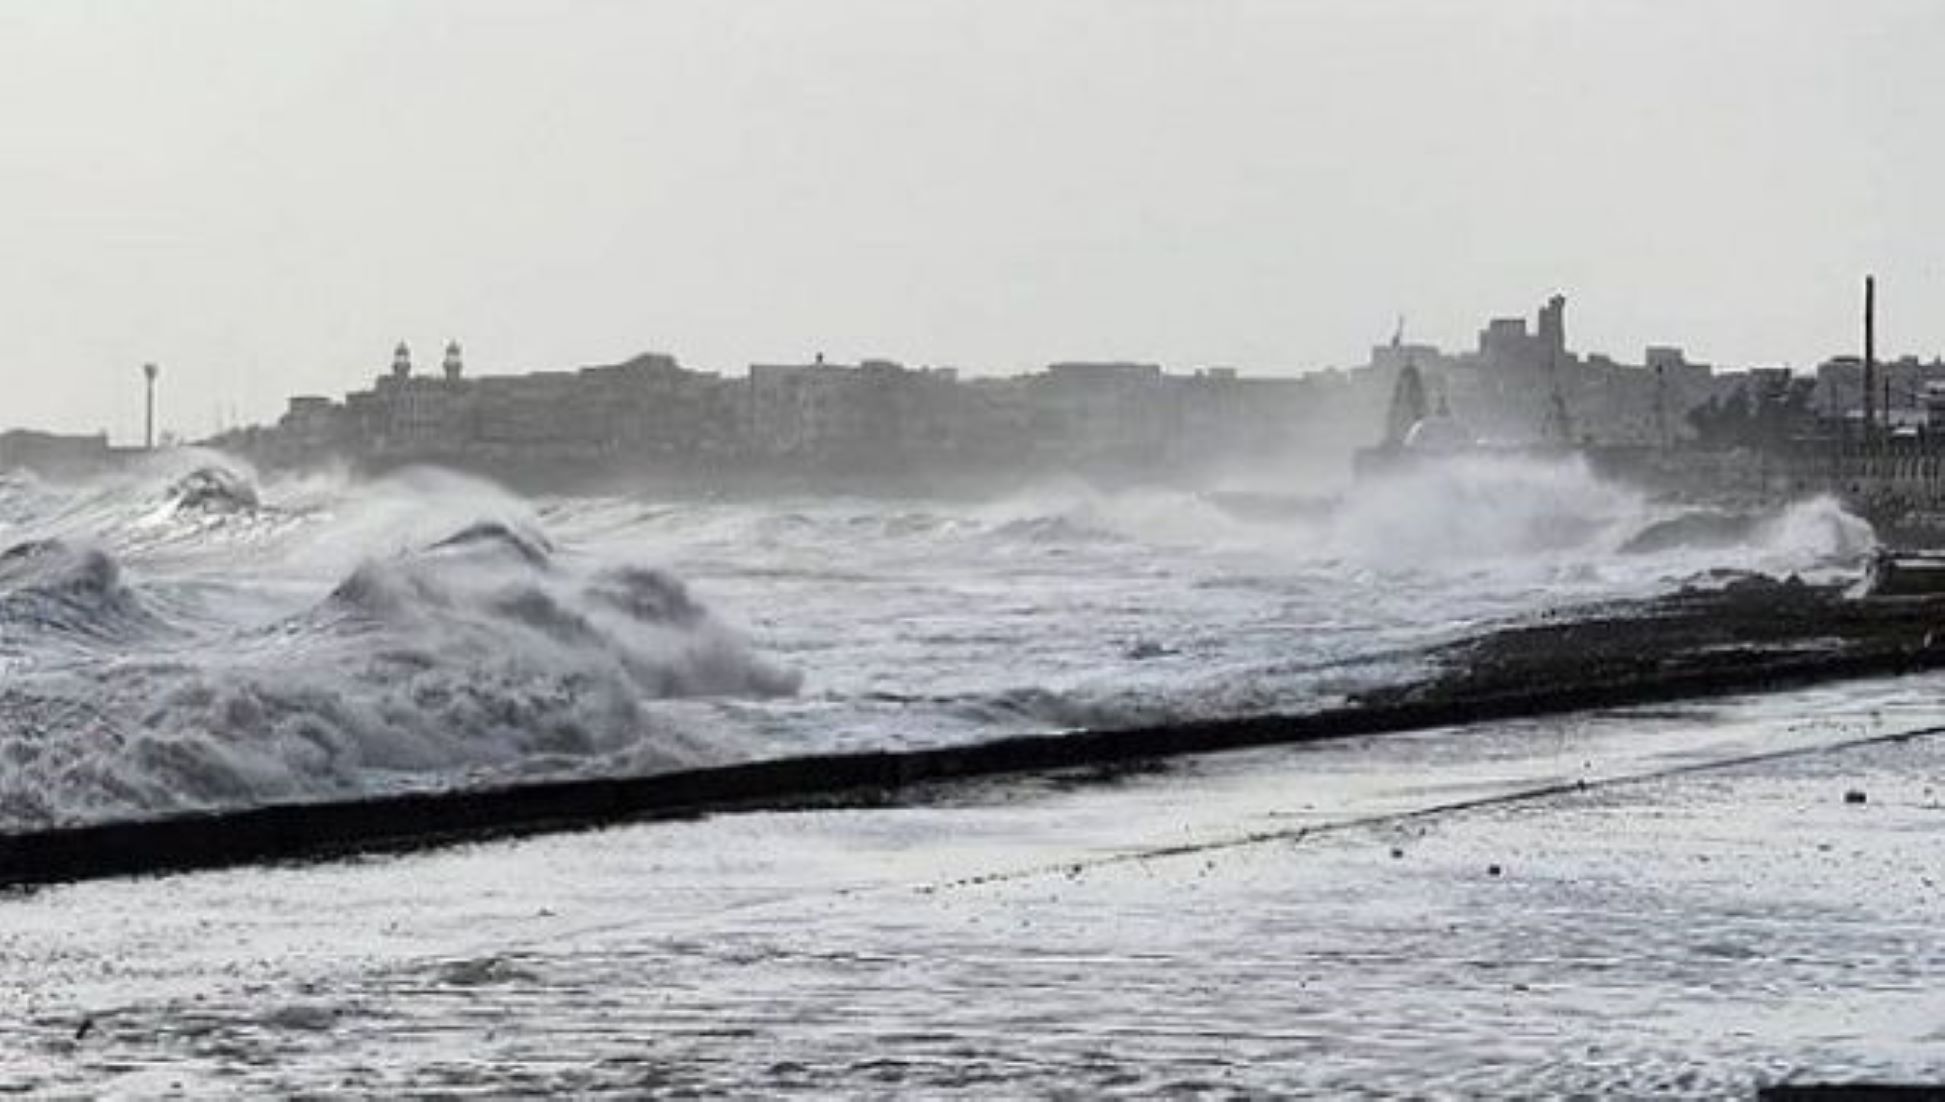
[129,291,1901,496]
[2,1,1943,444]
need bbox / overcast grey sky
[1,0,1940,441]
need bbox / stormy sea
[11,453,1945,1098]
[0,449,1872,829]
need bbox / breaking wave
[167,465,262,515]
[1746,495,1876,566]
[0,539,165,647]
[318,517,798,702]
[0,449,1884,830]
[979,456,1872,579]
[1321,455,1640,566]
[0,469,801,829]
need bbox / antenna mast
[1864,275,1877,448]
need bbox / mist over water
[0,452,1873,828]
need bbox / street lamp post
[143,363,160,450]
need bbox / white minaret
[442,339,464,381]
[391,341,413,379]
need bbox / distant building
[245,343,743,469]
[275,395,343,452]
[0,430,114,477]
[218,297,1794,486]
[1028,362,1168,463]
[748,358,970,464]
[748,361,868,458]
[1347,296,1735,450]
[1817,353,1945,431]
[1922,382,1945,432]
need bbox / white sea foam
[0,452,1878,827]
[0,464,798,827]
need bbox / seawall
[8,582,1945,888]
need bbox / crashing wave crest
[168,466,262,515]
[0,539,165,645]
[0,515,799,829]
[0,450,1886,830]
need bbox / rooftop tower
[1537,293,1567,357]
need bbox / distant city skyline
[2,0,1941,443]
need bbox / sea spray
[0,498,800,829]
[1321,453,1650,567]
[0,454,1884,828]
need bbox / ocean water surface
[0,450,1874,828]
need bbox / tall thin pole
[143,363,159,450]
[1864,276,1877,448]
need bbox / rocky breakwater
[1355,573,1945,713]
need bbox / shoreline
[14,669,1941,1095]
[7,579,1945,888]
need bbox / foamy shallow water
[5,677,1943,1097]
[0,452,1878,827]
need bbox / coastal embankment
[7,576,1945,888]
